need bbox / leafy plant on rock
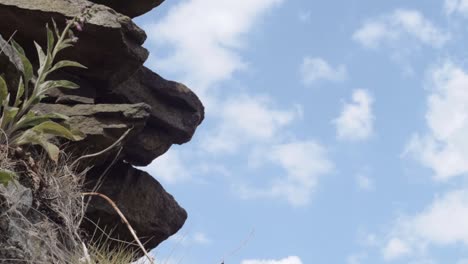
[0,18,87,185]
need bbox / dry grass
[0,144,86,263]
[0,144,141,264]
[81,238,139,264]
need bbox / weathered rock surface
[84,161,187,253]
[89,0,166,18]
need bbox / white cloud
[240,140,333,206]
[300,57,347,85]
[241,256,303,264]
[382,188,468,260]
[202,94,302,154]
[382,238,411,260]
[404,61,468,181]
[144,0,283,93]
[353,9,450,49]
[445,0,468,16]
[145,149,190,184]
[334,89,374,141]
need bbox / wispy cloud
[240,140,333,206]
[353,9,450,49]
[381,188,468,261]
[382,238,412,260]
[334,89,374,141]
[143,0,283,94]
[202,94,302,154]
[300,57,347,85]
[445,0,468,16]
[403,61,468,181]
[241,256,303,264]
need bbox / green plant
[0,19,86,164]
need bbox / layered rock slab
[0,0,148,86]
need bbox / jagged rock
[89,0,165,18]
[84,161,187,255]
[0,0,148,86]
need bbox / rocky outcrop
[0,0,204,258]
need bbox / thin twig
[71,128,132,167]
[81,192,154,264]
[0,30,16,56]
[220,229,255,264]
[78,146,122,229]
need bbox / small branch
[71,128,132,168]
[0,30,16,56]
[81,192,154,264]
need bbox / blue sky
[133,0,468,263]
